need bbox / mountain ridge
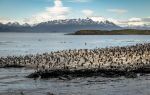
[0,18,121,33]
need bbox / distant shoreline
[0,31,67,33]
[69,29,150,35]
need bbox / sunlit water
[0,33,150,95]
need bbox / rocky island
[70,29,150,35]
[0,43,150,79]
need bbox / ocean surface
[0,33,150,95]
[0,33,150,57]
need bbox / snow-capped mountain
[0,18,121,32]
[36,18,116,26]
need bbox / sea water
[0,33,150,57]
[0,33,150,95]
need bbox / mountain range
[0,18,121,33]
[1,18,150,33]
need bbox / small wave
[0,41,14,45]
[0,76,17,80]
[0,41,14,43]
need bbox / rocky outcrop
[0,43,150,78]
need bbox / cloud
[127,17,150,26]
[46,0,70,15]
[81,9,94,17]
[129,18,142,22]
[89,16,150,26]
[90,16,106,22]
[0,17,24,24]
[107,9,128,14]
[142,17,150,22]
[69,0,92,3]
[0,17,11,24]
[114,17,150,26]
[24,0,71,24]
[125,17,143,26]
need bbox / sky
[0,0,150,26]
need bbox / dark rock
[47,92,56,95]
[125,72,137,78]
